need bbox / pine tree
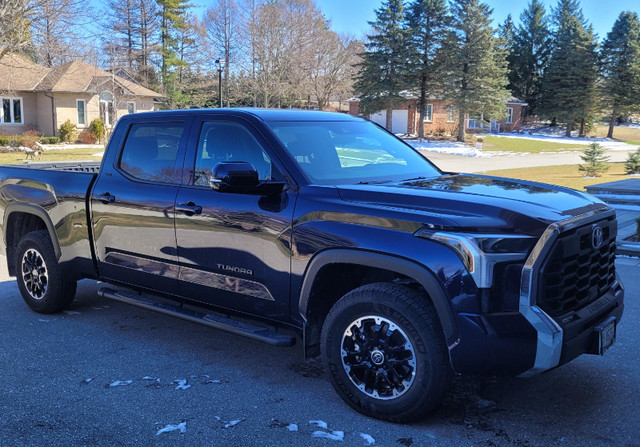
[539,0,598,137]
[157,0,191,104]
[579,142,610,177]
[508,0,552,115]
[441,0,510,142]
[600,12,640,139]
[355,0,411,130]
[405,0,448,138]
[625,148,640,174]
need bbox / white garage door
[369,110,386,127]
[391,110,408,134]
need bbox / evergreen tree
[355,0,411,130]
[508,0,552,115]
[539,0,598,137]
[441,0,509,142]
[579,142,610,177]
[405,0,448,138]
[157,0,191,105]
[625,148,640,174]
[600,11,640,139]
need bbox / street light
[215,58,225,108]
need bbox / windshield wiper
[356,179,394,185]
[401,176,427,182]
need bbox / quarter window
[446,106,455,123]
[0,97,23,124]
[506,107,514,124]
[127,102,136,114]
[423,104,433,122]
[192,121,272,186]
[119,123,185,183]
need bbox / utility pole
[215,59,224,108]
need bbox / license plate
[594,316,617,355]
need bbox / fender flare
[3,203,61,259]
[298,249,459,348]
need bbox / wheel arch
[4,204,60,276]
[298,249,459,357]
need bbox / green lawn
[0,148,103,164]
[484,162,627,191]
[478,135,586,153]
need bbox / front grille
[538,218,616,319]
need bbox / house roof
[0,54,162,98]
[0,53,51,92]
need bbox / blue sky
[312,0,639,41]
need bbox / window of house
[99,92,115,127]
[119,123,185,183]
[0,97,23,124]
[446,106,455,123]
[127,102,136,114]
[506,107,514,124]
[77,99,86,126]
[423,104,433,122]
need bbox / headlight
[414,229,537,288]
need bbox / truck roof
[121,108,366,122]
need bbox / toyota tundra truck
[0,109,624,422]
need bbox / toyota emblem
[592,226,604,250]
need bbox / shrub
[22,129,42,138]
[579,143,610,177]
[77,128,97,144]
[39,137,60,145]
[625,149,640,174]
[58,119,77,143]
[8,135,23,148]
[0,136,9,147]
[89,118,105,144]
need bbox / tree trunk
[386,106,393,131]
[578,118,586,138]
[418,74,426,139]
[457,110,466,142]
[565,120,572,137]
[607,112,616,139]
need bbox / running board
[97,287,296,347]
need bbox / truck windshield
[267,120,441,184]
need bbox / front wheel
[321,283,450,422]
[15,231,77,314]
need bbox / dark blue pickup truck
[0,109,623,422]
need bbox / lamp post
[215,58,224,108]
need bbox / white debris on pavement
[312,430,344,441]
[173,379,191,390]
[63,310,81,315]
[286,423,298,432]
[224,419,244,429]
[109,380,133,387]
[203,379,221,384]
[156,421,187,436]
[360,433,375,445]
[309,420,328,429]
[38,319,49,322]
[82,378,92,384]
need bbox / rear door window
[119,123,185,183]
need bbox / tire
[15,231,77,314]
[321,282,450,423]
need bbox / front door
[91,118,190,295]
[175,117,296,320]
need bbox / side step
[97,287,296,347]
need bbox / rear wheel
[15,231,77,314]
[321,282,450,422]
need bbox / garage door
[391,110,408,134]
[369,110,386,127]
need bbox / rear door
[174,115,296,320]
[91,116,191,295]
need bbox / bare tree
[0,0,33,61]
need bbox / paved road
[420,149,635,173]
[0,256,638,447]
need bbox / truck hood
[336,173,610,236]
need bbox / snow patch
[309,420,328,429]
[224,419,244,429]
[109,380,132,387]
[312,430,344,441]
[156,421,186,435]
[360,433,375,445]
[173,379,191,390]
[407,139,483,157]
[287,423,298,432]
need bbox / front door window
[99,92,115,126]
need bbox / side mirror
[210,161,259,192]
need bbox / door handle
[176,202,202,216]
[94,192,116,204]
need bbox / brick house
[348,95,527,135]
[0,53,163,136]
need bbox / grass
[589,124,640,144]
[0,148,103,164]
[478,135,585,153]
[483,162,627,191]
